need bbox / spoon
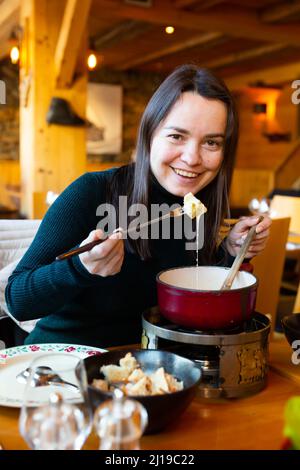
[16,366,79,392]
[221,215,264,290]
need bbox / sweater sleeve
[215,239,236,267]
[5,172,108,321]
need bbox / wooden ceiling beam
[225,60,300,89]
[260,1,300,23]
[0,0,20,28]
[93,1,300,46]
[202,43,288,70]
[0,0,20,44]
[117,31,223,70]
[55,0,92,88]
[94,20,151,49]
[174,0,224,10]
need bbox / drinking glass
[248,197,271,215]
[19,353,92,450]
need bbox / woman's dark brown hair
[108,64,239,261]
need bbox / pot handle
[239,262,253,274]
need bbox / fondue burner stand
[141,307,270,399]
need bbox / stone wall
[89,68,164,163]
[0,59,19,161]
[0,61,164,164]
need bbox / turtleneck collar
[149,171,205,208]
[149,171,184,206]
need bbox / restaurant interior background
[0,0,299,333]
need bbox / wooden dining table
[0,337,299,451]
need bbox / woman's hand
[225,215,272,259]
[79,229,124,277]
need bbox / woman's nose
[180,145,201,166]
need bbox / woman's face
[150,91,227,196]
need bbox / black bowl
[84,349,201,434]
[281,314,300,346]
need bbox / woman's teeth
[173,168,198,178]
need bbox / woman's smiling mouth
[171,167,199,178]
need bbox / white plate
[0,343,106,407]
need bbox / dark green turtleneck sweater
[5,168,234,348]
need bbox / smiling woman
[150,93,226,198]
[5,64,271,348]
[106,65,242,263]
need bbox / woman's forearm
[5,255,98,321]
[4,172,107,322]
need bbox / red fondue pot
[156,266,258,330]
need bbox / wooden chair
[251,217,290,334]
[270,195,300,294]
[270,195,300,235]
[293,281,300,313]
[219,219,237,243]
[0,219,40,348]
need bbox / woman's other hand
[79,229,124,277]
[225,215,272,258]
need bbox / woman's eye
[204,140,222,149]
[168,134,183,141]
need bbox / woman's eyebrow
[163,127,225,139]
[204,133,225,138]
[163,126,190,134]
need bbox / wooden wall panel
[0,160,20,209]
[231,83,298,207]
[19,0,87,218]
[236,85,297,171]
[230,168,274,207]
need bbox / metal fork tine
[126,206,184,236]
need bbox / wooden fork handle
[56,208,184,261]
[221,215,264,290]
[56,236,107,261]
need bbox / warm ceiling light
[87,53,97,70]
[165,26,175,34]
[10,46,19,64]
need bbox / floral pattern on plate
[0,343,105,362]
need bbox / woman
[5,65,271,347]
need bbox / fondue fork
[56,207,184,261]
